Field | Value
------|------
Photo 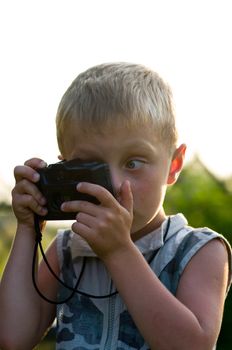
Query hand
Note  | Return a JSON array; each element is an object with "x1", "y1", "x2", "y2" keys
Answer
[
  {"x1": 12, "y1": 158, "x2": 48, "y2": 227},
  {"x1": 61, "y1": 180, "x2": 134, "y2": 260}
]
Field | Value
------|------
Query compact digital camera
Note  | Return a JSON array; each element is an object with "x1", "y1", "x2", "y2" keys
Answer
[{"x1": 36, "y1": 158, "x2": 114, "y2": 220}]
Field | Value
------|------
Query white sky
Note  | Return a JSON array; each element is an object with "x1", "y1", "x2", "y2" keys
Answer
[{"x1": 0, "y1": 0, "x2": 232, "y2": 199}]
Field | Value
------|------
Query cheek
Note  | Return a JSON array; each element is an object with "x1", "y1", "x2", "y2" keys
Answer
[
  {"x1": 130, "y1": 178, "x2": 151, "y2": 207},
  {"x1": 131, "y1": 175, "x2": 166, "y2": 209}
]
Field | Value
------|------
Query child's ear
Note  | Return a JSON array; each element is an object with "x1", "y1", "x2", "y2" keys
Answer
[
  {"x1": 167, "y1": 144, "x2": 186, "y2": 185},
  {"x1": 58, "y1": 154, "x2": 64, "y2": 160}
]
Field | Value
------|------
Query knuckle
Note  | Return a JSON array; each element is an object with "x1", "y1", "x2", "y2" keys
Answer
[
  {"x1": 31, "y1": 198, "x2": 45, "y2": 214},
  {"x1": 79, "y1": 201, "x2": 89, "y2": 211},
  {"x1": 97, "y1": 221, "x2": 108, "y2": 231},
  {"x1": 13, "y1": 165, "x2": 20, "y2": 174},
  {"x1": 11, "y1": 187, "x2": 16, "y2": 197},
  {"x1": 104, "y1": 211, "x2": 114, "y2": 223},
  {"x1": 13, "y1": 166, "x2": 22, "y2": 181},
  {"x1": 24, "y1": 157, "x2": 41, "y2": 166},
  {"x1": 76, "y1": 212, "x2": 84, "y2": 221},
  {"x1": 27, "y1": 195, "x2": 35, "y2": 207},
  {"x1": 24, "y1": 158, "x2": 32, "y2": 165},
  {"x1": 21, "y1": 178, "x2": 28, "y2": 187},
  {"x1": 11, "y1": 191, "x2": 22, "y2": 205}
]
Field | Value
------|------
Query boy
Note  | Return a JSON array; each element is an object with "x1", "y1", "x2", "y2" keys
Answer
[{"x1": 0, "y1": 63, "x2": 231, "y2": 350}]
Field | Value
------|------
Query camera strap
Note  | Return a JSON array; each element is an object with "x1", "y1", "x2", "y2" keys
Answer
[
  {"x1": 33, "y1": 215, "x2": 84, "y2": 304},
  {"x1": 33, "y1": 215, "x2": 119, "y2": 304},
  {"x1": 32, "y1": 215, "x2": 171, "y2": 304}
]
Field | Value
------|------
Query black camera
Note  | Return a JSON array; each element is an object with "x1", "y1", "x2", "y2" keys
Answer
[{"x1": 36, "y1": 159, "x2": 114, "y2": 220}]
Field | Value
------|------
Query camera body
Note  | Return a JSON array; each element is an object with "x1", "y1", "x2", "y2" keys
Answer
[{"x1": 37, "y1": 158, "x2": 114, "y2": 220}]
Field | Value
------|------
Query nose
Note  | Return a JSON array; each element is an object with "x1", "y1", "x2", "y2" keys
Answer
[{"x1": 109, "y1": 166, "x2": 123, "y2": 198}]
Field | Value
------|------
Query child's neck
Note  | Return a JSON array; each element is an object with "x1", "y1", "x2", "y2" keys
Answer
[{"x1": 131, "y1": 209, "x2": 167, "y2": 242}]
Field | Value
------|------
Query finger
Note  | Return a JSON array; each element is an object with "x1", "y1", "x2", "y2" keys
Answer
[
  {"x1": 14, "y1": 158, "x2": 47, "y2": 183},
  {"x1": 13, "y1": 192, "x2": 47, "y2": 217},
  {"x1": 76, "y1": 212, "x2": 98, "y2": 228},
  {"x1": 24, "y1": 158, "x2": 47, "y2": 169},
  {"x1": 23, "y1": 194, "x2": 47, "y2": 216},
  {"x1": 61, "y1": 199, "x2": 101, "y2": 216},
  {"x1": 14, "y1": 165, "x2": 38, "y2": 183},
  {"x1": 76, "y1": 182, "x2": 116, "y2": 207},
  {"x1": 13, "y1": 179, "x2": 46, "y2": 206},
  {"x1": 72, "y1": 220, "x2": 93, "y2": 239}
]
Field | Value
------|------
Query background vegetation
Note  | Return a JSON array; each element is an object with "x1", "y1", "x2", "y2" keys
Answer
[{"x1": 0, "y1": 156, "x2": 231, "y2": 349}]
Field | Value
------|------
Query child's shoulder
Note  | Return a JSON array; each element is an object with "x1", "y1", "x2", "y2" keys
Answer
[
  {"x1": 153, "y1": 214, "x2": 232, "y2": 294},
  {"x1": 166, "y1": 213, "x2": 231, "y2": 255}
]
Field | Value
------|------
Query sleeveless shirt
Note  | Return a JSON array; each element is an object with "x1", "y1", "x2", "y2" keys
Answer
[{"x1": 55, "y1": 214, "x2": 231, "y2": 350}]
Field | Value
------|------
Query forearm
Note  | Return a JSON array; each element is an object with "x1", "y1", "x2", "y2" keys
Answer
[
  {"x1": 0, "y1": 224, "x2": 43, "y2": 348},
  {"x1": 103, "y1": 244, "x2": 209, "y2": 350}
]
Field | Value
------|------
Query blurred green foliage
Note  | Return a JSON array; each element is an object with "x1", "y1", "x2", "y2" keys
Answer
[
  {"x1": 0, "y1": 156, "x2": 231, "y2": 349},
  {"x1": 164, "y1": 157, "x2": 232, "y2": 241}
]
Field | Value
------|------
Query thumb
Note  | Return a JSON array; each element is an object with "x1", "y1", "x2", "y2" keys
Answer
[{"x1": 118, "y1": 180, "x2": 133, "y2": 214}]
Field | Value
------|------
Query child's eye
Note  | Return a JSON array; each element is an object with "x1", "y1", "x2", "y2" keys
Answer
[{"x1": 126, "y1": 159, "x2": 144, "y2": 170}]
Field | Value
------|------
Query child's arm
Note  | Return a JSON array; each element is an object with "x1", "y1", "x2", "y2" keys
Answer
[
  {"x1": 63, "y1": 181, "x2": 229, "y2": 350},
  {"x1": 103, "y1": 236, "x2": 228, "y2": 350},
  {"x1": 0, "y1": 158, "x2": 58, "y2": 349}
]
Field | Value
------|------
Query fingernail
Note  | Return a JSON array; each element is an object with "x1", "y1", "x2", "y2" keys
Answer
[
  {"x1": 33, "y1": 173, "x2": 40, "y2": 181},
  {"x1": 77, "y1": 183, "x2": 82, "y2": 190},
  {"x1": 39, "y1": 161, "x2": 47, "y2": 168}
]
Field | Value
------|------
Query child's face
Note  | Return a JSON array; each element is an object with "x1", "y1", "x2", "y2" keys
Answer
[{"x1": 61, "y1": 122, "x2": 173, "y2": 238}]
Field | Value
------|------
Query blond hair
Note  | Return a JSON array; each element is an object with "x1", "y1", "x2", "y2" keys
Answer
[{"x1": 56, "y1": 63, "x2": 178, "y2": 153}]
